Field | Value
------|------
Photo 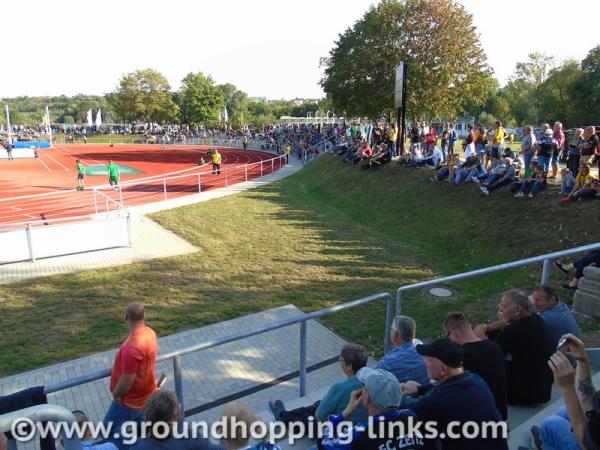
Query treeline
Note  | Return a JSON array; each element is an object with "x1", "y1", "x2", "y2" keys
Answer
[{"x1": 1, "y1": 69, "x2": 327, "y2": 128}]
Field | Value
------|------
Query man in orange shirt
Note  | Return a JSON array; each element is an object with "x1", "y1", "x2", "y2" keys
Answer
[{"x1": 103, "y1": 304, "x2": 158, "y2": 449}]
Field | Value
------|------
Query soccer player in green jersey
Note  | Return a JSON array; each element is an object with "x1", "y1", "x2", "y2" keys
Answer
[
  {"x1": 75, "y1": 160, "x2": 86, "y2": 190},
  {"x1": 107, "y1": 160, "x2": 120, "y2": 188}
]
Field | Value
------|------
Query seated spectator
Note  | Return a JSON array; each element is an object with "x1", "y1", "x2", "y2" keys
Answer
[
  {"x1": 402, "y1": 339, "x2": 507, "y2": 450},
  {"x1": 530, "y1": 285, "x2": 582, "y2": 346},
  {"x1": 555, "y1": 250, "x2": 600, "y2": 289},
  {"x1": 454, "y1": 155, "x2": 485, "y2": 185},
  {"x1": 443, "y1": 312, "x2": 508, "y2": 419},
  {"x1": 479, "y1": 157, "x2": 519, "y2": 195},
  {"x1": 408, "y1": 144, "x2": 424, "y2": 167},
  {"x1": 560, "y1": 168, "x2": 576, "y2": 197},
  {"x1": 514, "y1": 163, "x2": 546, "y2": 198},
  {"x1": 67, "y1": 410, "x2": 118, "y2": 450},
  {"x1": 221, "y1": 403, "x2": 281, "y2": 450},
  {"x1": 533, "y1": 334, "x2": 600, "y2": 450},
  {"x1": 131, "y1": 390, "x2": 224, "y2": 449},
  {"x1": 430, "y1": 154, "x2": 460, "y2": 182},
  {"x1": 268, "y1": 344, "x2": 369, "y2": 426},
  {"x1": 316, "y1": 367, "x2": 432, "y2": 450},
  {"x1": 561, "y1": 164, "x2": 599, "y2": 202},
  {"x1": 363, "y1": 145, "x2": 392, "y2": 169},
  {"x1": 374, "y1": 315, "x2": 429, "y2": 385},
  {"x1": 421, "y1": 146, "x2": 443, "y2": 167},
  {"x1": 474, "y1": 290, "x2": 555, "y2": 405}
]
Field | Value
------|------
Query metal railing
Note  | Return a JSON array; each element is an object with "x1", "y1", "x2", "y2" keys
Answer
[
  {"x1": 395, "y1": 241, "x2": 600, "y2": 314},
  {"x1": 0, "y1": 404, "x2": 81, "y2": 450},
  {"x1": 37, "y1": 242, "x2": 600, "y2": 424}
]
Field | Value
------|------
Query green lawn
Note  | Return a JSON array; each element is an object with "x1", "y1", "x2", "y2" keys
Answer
[{"x1": 0, "y1": 154, "x2": 598, "y2": 375}]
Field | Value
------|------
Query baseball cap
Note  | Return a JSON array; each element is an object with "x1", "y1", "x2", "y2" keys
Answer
[
  {"x1": 356, "y1": 367, "x2": 402, "y2": 410},
  {"x1": 416, "y1": 338, "x2": 464, "y2": 368}
]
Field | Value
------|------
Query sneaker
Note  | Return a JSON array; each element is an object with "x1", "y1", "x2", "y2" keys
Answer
[
  {"x1": 472, "y1": 177, "x2": 481, "y2": 184},
  {"x1": 554, "y1": 261, "x2": 570, "y2": 275},
  {"x1": 514, "y1": 192, "x2": 525, "y2": 198},
  {"x1": 268, "y1": 400, "x2": 285, "y2": 421},
  {"x1": 430, "y1": 177, "x2": 438, "y2": 182},
  {"x1": 480, "y1": 186, "x2": 490, "y2": 195},
  {"x1": 528, "y1": 193, "x2": 534, "y2": 198}
]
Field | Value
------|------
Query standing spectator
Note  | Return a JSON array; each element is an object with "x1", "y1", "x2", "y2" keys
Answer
[
  {"x1": 520, "y1": 125, "x2": 537, "y2": 170},
  {"x1": 448, "y1": 123, "x2": 458, "y2": 156},
  {"x1": 550, "y1": 122, "x2": 565, "y2": 179},
  {"x1": 463, "y1": 124, "x2": 476, "y2": 158},
  {"x1": 567, "y1": 128, "x2": 584, "y2": 177},
  {"x1": 387, "y1": 123, "x2": 397, "y2": 157},
  {"x1": 443, "y1": 312, "x2": 508, "y2": 419},
  {"x1": 536, "y1": 128, "x2": 555, "y2": 173},
  {"x1": 375, "y1": 315, "x2": 428, "y2": 385},
  {"x1": 104, "y1": 304, "x2": 158, "y2": 450},
  {"x1": 440, "y1": 124, "x2": 449, "y2": 162},
  {"x1": 5, "y1": 139, "x2": 13, "y2": 161}
]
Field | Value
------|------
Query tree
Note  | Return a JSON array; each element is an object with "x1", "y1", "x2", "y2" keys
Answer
[
  {"x1": 320, "y1": 0, "x2": 492, "y2": 120},
  {"x1": 176, "y1": 72, "x2": 224, "y2": 125},
  {"x1": 573, "y1": 45, "x2": 600, "y2": 125},
  {"x1": 537, "y1": 60, "x2": 583, "y2": 127},
  {"x1": 111, "y1": 69, "x2": 179, "y2": 123},
  {"x1": 218, "y1": 84, "x2": 251, "y2": 128}
]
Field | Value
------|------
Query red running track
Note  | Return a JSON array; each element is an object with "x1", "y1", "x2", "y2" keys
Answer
[{"x1": 0, "y1": 144, "x2": 285, "y2": 228}]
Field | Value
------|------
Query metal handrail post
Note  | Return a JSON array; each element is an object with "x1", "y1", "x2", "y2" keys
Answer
[
  {"x1": 260, "y1": 161, "x2": 263, "y2": 177},
  {"x1": 225, "y1": 173, "x2": 228, "y2": 187},
  {"x1": 245, "y1": 165, "x2": 248, "y2": 182},
  {"x1": 173, "y1": 356, "x2": 184, "y2": 424},
  {"x1": 271, "y1": 159, "x2": 274, "y2": 173},
  {"x1": 105, "y1": 197, "x2": 109, "y2": 217},
  {"x1": 396, "y1": 291, "x2": 403, "y2": 315},
  {"x1": 198, "y1": 174, "x2": 202, "y2": 193},
  {"x1": 299, "y1": 321, "x2": 307, "y2": 397},
  {"x1": 541, "y1": 259, "x2": 552, "y2": 285},
  {"x1": 118, "y1": 185, "x2": 124, "y2": 207},
  {"x1": 26, "y1": 223, "x2": 35, "y2": 262},
  {"x1": 93, "y1": 189, "x2": 98, "y2": 215},
  {"x1": 126, "y1": 212, "x2": 132, "y2": 247},
  {"x1": 163, "y1": 179, "x2": 167, "y2": 200},
  {"x1": 384, "y1": 294, "x2": 394, "y2": 353}
]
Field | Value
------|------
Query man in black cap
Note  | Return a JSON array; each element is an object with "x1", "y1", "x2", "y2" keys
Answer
[{"x1": 401, "y1": 339, "x2": 507, "y2": 450}]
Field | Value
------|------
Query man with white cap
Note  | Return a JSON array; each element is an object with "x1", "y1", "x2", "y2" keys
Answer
[{"x1": 315, "y1": 367, "x2": 432, "y2": 450}]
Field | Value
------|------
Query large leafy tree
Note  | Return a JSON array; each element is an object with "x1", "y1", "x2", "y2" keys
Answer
[
  {"x1": 573, "y1": 45, "x2": 600, "y2": 125},
  {"x1": 218, "y1": 83, "x2": 250, "y2": 128},
  {"x1": 320, "y1": 0, "x2": 492, "y2": 120},
  {"x1": 111, "y1": 69, "x2": 179, "y2": 123},
  {"x1": 176, "y1": 72, "x2": 224, "y2": 125}
]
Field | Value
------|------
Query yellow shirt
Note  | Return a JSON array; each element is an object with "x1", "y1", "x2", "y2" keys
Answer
[
  {"x1": 575, "y1": 173, "x2": 594, "y2": 189},
  {"x1": 212, "y1": 152, "x2": 222, "y2": 164},
  {"x1": 285, "y1": 145, "x2": 292, "y2": 154},
  {"x1": 493, "y1": 127, "x2": 506, "y2": 145},
  {"x1": 388, "y1": 129, "x2": 397, "y2": 141}
]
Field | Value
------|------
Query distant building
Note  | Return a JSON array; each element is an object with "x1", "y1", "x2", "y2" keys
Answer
[{"x1": 430, "y1": 115, "x2": 476, "y2": 138}]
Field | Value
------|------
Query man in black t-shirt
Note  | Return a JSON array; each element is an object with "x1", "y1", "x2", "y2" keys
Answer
[
  {"x1": 476, "y1": 290, "x2": 555, "y2": 405},
  {"x1": 444, "y1": 312, "x2": 507, "y2": 419}
]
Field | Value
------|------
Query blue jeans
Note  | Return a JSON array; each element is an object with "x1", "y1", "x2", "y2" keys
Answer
[
  {"x1": 441, "y1": 143, "x2": 448, "y2": 161},
  {"x1": 523, "y1": 151, "x2": 534, "y2": 170},
  {"x1": 520, "y1": 180, "x2": 543, "y2": 194},
  {"x1": 537, "y1": 155, "x2": 550, "y2": 172},
  {"x1": 485, "y1": 174, "x2": 501, "y2": 185},
  {"x1": 388, "y1": 140, "x2": 396, "y2": 156},
  {"x1": 103, "y1": 401, "x2": 145, "y2": 450},
  {"x1": 539, "y1": 406, "x2": 581, "y2": 450}
]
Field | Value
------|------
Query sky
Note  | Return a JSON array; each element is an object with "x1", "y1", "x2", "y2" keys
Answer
[{"x1": 2, "y1": 0, "x2": 599, "y2": 100}]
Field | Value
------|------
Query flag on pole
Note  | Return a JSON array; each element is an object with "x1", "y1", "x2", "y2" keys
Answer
[
  {"x1": 46, "y1": 106, "x2": 53, "y2": 148},
  {"x1": 95, "y1": 108, "x2": 102, "y2": 127},
  {"x1": 222, "y1": 106, "x2": 228, "y2": 123},
  {"x1": 86, "y1": 109, "x2": 93, "y2": 127}
]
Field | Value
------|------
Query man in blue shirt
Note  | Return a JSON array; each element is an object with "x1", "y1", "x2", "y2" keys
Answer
[
  {"x1": 375, "y1": 315, "x2": 428, "y2": 385},
  {"x1": 531, "y1": 285, "x2": 582, "y2": 346},
  {"x1": 402, "y1": 339, "x2": 507, "y2": 450}
]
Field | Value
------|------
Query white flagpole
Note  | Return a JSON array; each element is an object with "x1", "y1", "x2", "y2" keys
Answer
[
  {"x1": 46, "y1": 106, "x2": 53, "y2": 148},
  {"x1": 5, "y1": 104, "x2": 12, "y2": 144}
]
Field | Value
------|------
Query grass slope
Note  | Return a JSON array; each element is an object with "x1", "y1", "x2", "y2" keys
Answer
[{"x1": 0, "y1": 154, "x2": 598, "y2": 375}]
